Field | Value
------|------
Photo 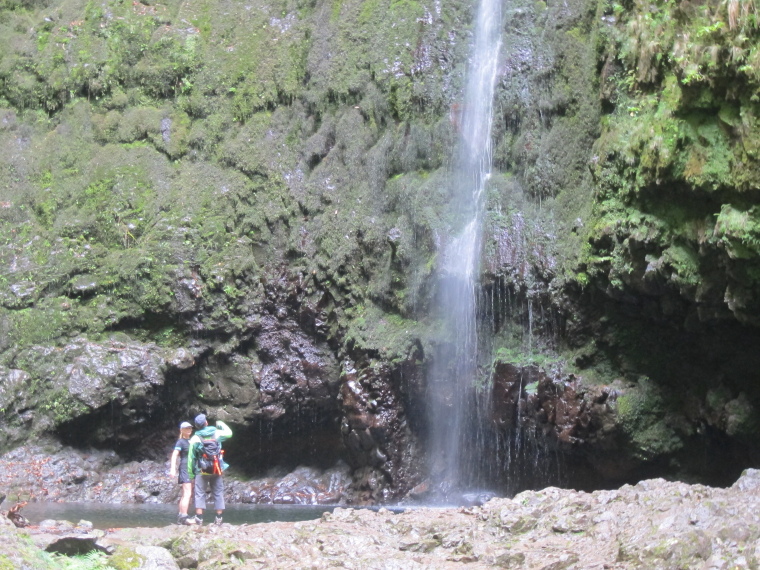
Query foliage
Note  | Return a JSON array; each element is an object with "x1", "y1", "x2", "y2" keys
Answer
[
  {"x1": 614, "y1": 378, "x2": 683, "y2": 460},
  {"x1": 581, "y1": 0, "x2": 760, "y2": 326},
  {"x1": 609, "y1": 0, "x2": 760, "y2": 89},
  {"x1": 714, "y1": 203, "x2": 760, "y2": 258},
  {"x1": 492, "y1": 346, "x2": 563, "y2": 370},
  {"x1": 50, "y1": 550, "x2": 117, "y2": 570}
]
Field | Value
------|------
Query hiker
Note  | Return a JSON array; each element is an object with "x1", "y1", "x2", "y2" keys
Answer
[
  {"x1": 169, "y1": 421, "x2": 196, "y2": 525},
  {"x1": 187, "y1": 413, "x2": 232, "y2": 525}
]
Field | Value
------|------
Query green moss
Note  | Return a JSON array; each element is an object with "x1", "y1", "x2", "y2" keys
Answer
[
  {"x1": 574, "y1": 271, "x2": 590, "y2": 287},
  {"x1": 713, "y1": 204, "x2": 760, "y2": 258},
  {"x1": 40, "y1": 389, "x2": 89, "y2": 425},
  {"x1": 492, "y1": 346, "x2": 562, "y2": 370},
  {"x1": 661, "y1": 243, "x2": 700, "y2": 287},
  {"x1": 615, "y1": 378, "x2": 683, "y2": 460},
  {"x1": 167, "y1": 531, "x2": 200, "y2": 561},
  {"x1": 581, "y1": 0, "x2": 760, "y2": 325},
  {"x1": 107, "y1": 545, "x2": 144, "y2": 570},
  {"x1": 198, "y1": 538, "x2": 243, "y2": 563},
  {"x1": 9, "y1": 304, "x2": 78, "y2": 345},
  {"x1": 679, "y1": 117, "x2": 733, "y2": 190},
  {"x1": 343, "y1": 304, "x2": 424, "y2": 361}
]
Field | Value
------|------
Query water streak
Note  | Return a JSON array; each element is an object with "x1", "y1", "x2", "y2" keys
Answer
[{"x1": 427, "y1": 0, "x2": 502, "y2": 499}]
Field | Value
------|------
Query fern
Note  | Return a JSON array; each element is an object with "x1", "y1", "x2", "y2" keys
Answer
[{"x1": 51, "y1": 550, "x2": 117, "y2": 570}]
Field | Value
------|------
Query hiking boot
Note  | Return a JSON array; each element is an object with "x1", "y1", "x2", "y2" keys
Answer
[
  {"x1": 214, "y1": 515, "x2": 223, "y2": 525},
  {"x1": 176, "y1": 514, "x2": 191, "y2": 525},
  {"x1": 187, "y1": 515, "x2": 202, "y2": 525}
]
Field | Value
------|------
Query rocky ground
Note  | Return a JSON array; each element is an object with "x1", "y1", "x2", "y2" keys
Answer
[{"x1": 3, "y1": 469, "x2": 760, "y2": 569}]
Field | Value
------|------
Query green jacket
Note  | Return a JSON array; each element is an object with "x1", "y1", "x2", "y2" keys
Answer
[{"x1": 187, "y1": 420, "x2": 232, "y2": 478}]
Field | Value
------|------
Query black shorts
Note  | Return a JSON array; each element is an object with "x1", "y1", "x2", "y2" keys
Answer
[{"x1": 178, "y1": 469, "x2": 191, "y2": 485}]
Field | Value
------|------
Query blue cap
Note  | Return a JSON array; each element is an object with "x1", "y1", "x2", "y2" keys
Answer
[
  {"x1": 194, "y1": 414, "x2": 207, "y2": 428},
  {"x1": 179, "y1": 421, "x2": 192, "y2": 429}
]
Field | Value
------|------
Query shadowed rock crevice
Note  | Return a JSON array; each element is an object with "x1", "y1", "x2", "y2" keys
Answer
[{"x1": 222, "y1": 413, "x2": 346, "y2": 478}]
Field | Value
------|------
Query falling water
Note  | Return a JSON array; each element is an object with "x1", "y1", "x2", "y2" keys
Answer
[{"x1": 427, "y1": 0, "x2": 502, "y2": 499}]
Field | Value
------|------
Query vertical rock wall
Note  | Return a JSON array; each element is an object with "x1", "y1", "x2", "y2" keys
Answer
[{"x1": 1, "y1": 0, "x2": 760, "y2": 501}]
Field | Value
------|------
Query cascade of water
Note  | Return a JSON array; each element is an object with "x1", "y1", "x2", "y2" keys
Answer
[
  {"x1": 427, "y1": 0, "x2": 502, "y2": 499},
  {"x1": 527, "y1": 298, "x2": 533, "y2": 353}
]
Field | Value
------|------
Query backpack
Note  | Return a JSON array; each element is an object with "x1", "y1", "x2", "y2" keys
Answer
[{"x1": 195, "y1": 437, "x2": 224, "y2": 475}]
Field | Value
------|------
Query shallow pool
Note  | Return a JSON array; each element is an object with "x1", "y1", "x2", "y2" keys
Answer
[{"x1": 19, "y1": 502, "x2": 336, "y2": 529}]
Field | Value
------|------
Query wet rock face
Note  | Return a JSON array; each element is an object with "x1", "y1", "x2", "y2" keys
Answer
[
  {"x1": 0, "y1": 338, "x2": 182, "y2": 450},
  {"x1": 252, "y1": 313, "x2": 340, "y2": 422},
  {"x1": 0, "y1": 252, "x2": 429, "y2": 501},
  {"x1": 338, "y1": 358, "x2": 424, "y2": 503},
  {"x1": 0, "y1": 263, "x2": 350, "y2": 472},
  {"x1": 0, "y1": 0, "x2": 471, "y2": 502},
  {"x1": 489, "y1": 361, "x2": 760, "y2": 488},
  {"x1": 0, "y1": 260, "x2": 426, "y2": 504},
  {"x1": 492, "y1": 363, "x2": 619, "y2": 446},
  {"x1": 238, "y1": 463, "x2": 351, "y2": 505},
  {"x1": 489, "y1": 362, "x2": 626, "y2": 487},
  {"x1": 186, "y1": 312, "x2": 341, "y2": 426}
]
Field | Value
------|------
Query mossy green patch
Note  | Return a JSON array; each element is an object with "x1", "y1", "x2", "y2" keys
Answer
[
  {"x1": 492, "y1": 346, "x2": 563, "y2": 371},
  {"x1": 7, "y1": 296, "x2": 96, "y2": 345},
  {"x1": 40, "y1": 388, "x2": 90, "y2": 425},
  {"x1": 660, "y1": 243, "x2": 700, "y2": 287},
  {"x1": 107, "y1": 545, "x2": 143, "y2": 570},
  {"x1": 343, "y1": 303, "x2": 424, "y2": 362},
  {"x1": 713, "y1": 204, "x2": 760, "y2": 259},
  {"x1": 0, "y1": 525, "x2": 59, "y2": 569},
  {"x1": 584, "y1": 0, "x2": 760, "y2": 323},
  {"x1": 615, "y1": 378, "x2": 683, "y2": 460}
]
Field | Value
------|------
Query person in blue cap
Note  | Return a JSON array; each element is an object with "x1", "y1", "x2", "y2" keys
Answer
[
  {"x1": 187, "y1": 413, "x2": 232, "y2": 525},
  {"x1": 169, "y1": 421, "x2": 196, "y2": 525}
]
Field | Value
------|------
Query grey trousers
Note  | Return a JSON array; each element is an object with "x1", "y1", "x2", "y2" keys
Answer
[{"x1": 194, "y1": 473, "x2": 225, "y2": 511}]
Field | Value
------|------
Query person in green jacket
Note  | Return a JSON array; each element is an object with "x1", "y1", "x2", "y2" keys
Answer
[{"x1": 187, "y1": 414, "x2": 232, "y2": 525}]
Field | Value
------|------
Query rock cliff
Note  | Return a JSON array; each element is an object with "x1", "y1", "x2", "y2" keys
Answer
[{"x1": 1, "y1": 0, "x2": 759, "y2": 500}]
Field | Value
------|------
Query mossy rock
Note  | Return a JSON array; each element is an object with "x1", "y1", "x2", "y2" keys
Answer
[
  {"x1": 614, "y1": 379, "x2": 684, "y2": 460},
  {"x1": 167, "y1": 530, "x2": 201, "y2": 566},
  {"x1": 108, "y1": 545, "x2": 145, "y2": 570},
  {"x1": 0, "y1": 526, "x2": 58, "y2": 569}
]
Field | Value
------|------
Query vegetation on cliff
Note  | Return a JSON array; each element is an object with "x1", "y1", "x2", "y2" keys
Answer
[
  {"x1": 569, "y1": 0, "x2": 760, "y2": 479},
  {"x1": 588, "y1": 0, "x2": 760, "y2": 320},
  {"x1": 0, "y1": 0, "x2": 473, "y2": 498}
]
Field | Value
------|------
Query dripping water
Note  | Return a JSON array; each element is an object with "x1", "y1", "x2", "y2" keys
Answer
[{"x1": 427, "y1": 0, "x2": 502, "y2": 500}]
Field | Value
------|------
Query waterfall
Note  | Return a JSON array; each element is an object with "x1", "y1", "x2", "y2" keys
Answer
[{"x1": 427, "y1": 0, "x2": 502, "y2": 500}]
